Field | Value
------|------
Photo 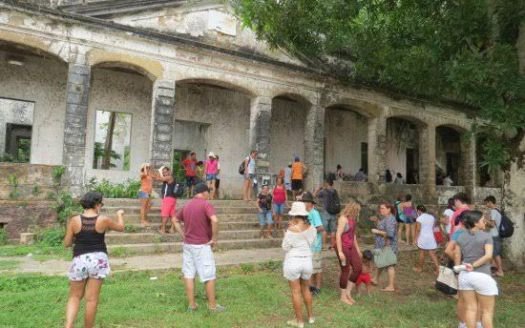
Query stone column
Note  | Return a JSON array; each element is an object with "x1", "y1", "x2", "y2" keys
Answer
[
  {"x1": 62, "y1": 63, "x2": 91, "y2": 194},
  {"x1": 304, "y1": 104, "x2": 325, "y2": 191},
  {"x1": 149, "y1": 80, "x2": 176, "y2": 168},
  {"x1": 249, "y1": 96, "x2": 272, "y2": 175},
  {"x1": 461, "y1": 133, "x2": 477, "y2": 197},
  {"x1": 367, "y1": 114, "x2": 387, "y2": 184},
  {"x1": 419, "y1": 124, "x2": 437, "y2": 200}
]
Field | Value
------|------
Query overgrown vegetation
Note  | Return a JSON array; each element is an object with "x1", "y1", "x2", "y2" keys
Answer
[
  {"x1": 7, "y1": 174, "x2": 20, "y2": 200},
  {"x1": 52, "y1": 191, "x2": 83, "y2": 227},
  {"x1": 88, "y1": 178, "x2": 140, "y2": 198},
  {"x1": 235, "y1": 0, "x2": 525, "y2": 174},
  {"x1": 0, "y1": 228, "x2": 8, "y2": 246},
  {"x1": 35, "y1": 227, "x2": 65, "y2": 247}
]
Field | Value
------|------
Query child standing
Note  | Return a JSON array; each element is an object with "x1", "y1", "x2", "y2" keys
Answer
[
  {"x1": 257, "y1": 185, "x2": 273, "y2": 239},
  {"x1": 272, "y1": 177, "x2": 287, "y2": 229},
  {"x1": 356, "y1": 250, "x2": 374, "y2": 295}
]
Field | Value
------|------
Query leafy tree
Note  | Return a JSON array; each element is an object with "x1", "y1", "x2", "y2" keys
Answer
[{"x1": 234, "y1": 0, "x2": 525, "y2": 174}]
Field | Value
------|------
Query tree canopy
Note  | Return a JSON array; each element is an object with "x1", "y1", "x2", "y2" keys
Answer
[{"x1": 234, "y1": 0, "x2": 525, "y2": 171}]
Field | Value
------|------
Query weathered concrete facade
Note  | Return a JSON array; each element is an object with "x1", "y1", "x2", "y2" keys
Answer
[{"x1": 0, "y1": 1, "x2": 488, "y2": 197}]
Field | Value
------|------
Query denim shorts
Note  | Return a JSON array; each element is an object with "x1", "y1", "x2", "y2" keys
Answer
[
  {"x1": 206, "y1": 174, "x2": 217, "y2": 181},
  {"x1": 186, "y1": 176, "x2": 197, "y2": 187},
  {"x1": 320, "y1": 210, "x2": 337, "y2": 233},
  {"x1": 137, "y1": 191, "x2": 150, "y2": 199},
  {"x1": 273, "y1": 203, "x2": 285, "y2": 215},
  {"x1": 258, "y1": 210, "x2": 273, "y2": 226}
]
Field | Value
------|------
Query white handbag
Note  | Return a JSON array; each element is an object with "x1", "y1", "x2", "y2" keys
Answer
[{"x1": 435, "y1": 265, "x2": 458, "y2": 295}]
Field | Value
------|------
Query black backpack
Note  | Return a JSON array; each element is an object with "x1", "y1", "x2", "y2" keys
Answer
[
  {"x1": 238, "y1": 157, "x2": 250, "y2": 175},
  {"x1": 325, "y1": 189, "x2": 341, "y2": 215},
  {"x1": 496, "y1": 209, "x2": 514, "y2": 238}
]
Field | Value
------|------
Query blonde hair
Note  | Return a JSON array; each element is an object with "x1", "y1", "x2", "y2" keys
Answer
[{"x1": 342, "y1": 200, "x2": 361, "y2": 220}]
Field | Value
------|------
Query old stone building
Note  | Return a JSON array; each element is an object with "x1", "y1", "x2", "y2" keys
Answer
[{"x1": 0, "y1": 0, "x2": 500, "y2": 201}]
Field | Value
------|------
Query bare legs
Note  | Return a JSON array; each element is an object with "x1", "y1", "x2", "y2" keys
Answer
[
  {"x1": 207, "y1": 179, "x2": 216, "y2": 200},
  {"x1": 259, "y1": 224, "x2": 273, "y2": 238},
  {"x1": 462, "y1": 291, "x2": 495, "y2": 328},
  {"x1": 140, "y1": 198, "x2": 151, "y2": 226},
  {"x1": 184, "y1": 278, "x2": 217, "y2": 310},
  {"x1": 242, "y1": 178, "x2": 252, "y2": 201},
  {"x1": 376, "y1": 266, "x2": 396, "y2": 291},
  {"x1": 414, "y1": 249, "x2": 440, "y2": 274},
  {"x1": 65, "y1": 279, "x2": 103, "y2": 328},
  {"x1": 493, "y1": 256, "x2": 504, "y2": 276},
  {"x1": 288, "y1": 279, "x2": 313, "y2": 325}
]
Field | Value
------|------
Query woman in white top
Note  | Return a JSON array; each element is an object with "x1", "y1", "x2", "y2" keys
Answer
[
  {"x1": 441, "y1": 198, "x2": 455, "y2": 238},
  {"x1": 282, "y1": 202, "x2": 317, "y2": 328},
  {"x1": 413, "y1": 205, "x2": 440, "y2": 274}
]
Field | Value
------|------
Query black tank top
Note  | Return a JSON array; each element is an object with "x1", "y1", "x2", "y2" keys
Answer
[
  {"x1": 73, "y1": 215, "x2": 107, "y2": 257},
  {"x1": 161, "y1": 180, "x2": 177, "y2": 198}
]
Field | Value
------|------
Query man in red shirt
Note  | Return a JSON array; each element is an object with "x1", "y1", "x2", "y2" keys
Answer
[
  {"x1": 182, "y1": 152, "x2": 197, "y2": 198},
  {"x1": 174, "y1": 183, "x2": 225, "y2": 312},
  {"x1": 449, "y1": 192, "x2": 471, "y2": 235}
]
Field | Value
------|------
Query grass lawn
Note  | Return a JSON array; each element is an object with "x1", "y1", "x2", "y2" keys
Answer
[{"x1": 0, "y1": 253, "x2": 524, "y2": 328}]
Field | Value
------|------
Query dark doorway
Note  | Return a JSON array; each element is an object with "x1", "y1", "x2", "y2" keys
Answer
[
  {"x1": 406, "y1": 148, "x2": 418, "y2": 184},
  {"x1": 446, "y1": 152, "x2": 460, "y2": 185},
  {"x1": 361, "y1": 142, "x2": 368, "y2": 174},
  {"x1": 5, "y1": 123, "x2": 31, "y2": 162}
]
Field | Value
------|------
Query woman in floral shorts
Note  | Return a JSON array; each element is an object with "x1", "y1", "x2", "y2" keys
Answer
[{"x1": 64, "y1": 192, "x2": 125, "y2": 328}]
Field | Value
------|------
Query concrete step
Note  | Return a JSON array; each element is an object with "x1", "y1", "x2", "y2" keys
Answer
[
  {"x1": 102, "y1": 199, "x2": 263, "y2": 207},
  {"x1": 107, "y1": 238, "x2": 283, "y2": 256},
  {"x1": 106, "y1": 230, "x2": 285, "y2": 244},
  {"x1": 117, "y1": 213, "x2": 289, "y2": 224},
  {"x1": 101, "y1": 206, "x2": 260, "y2": 215},
  {"x1": 123, "y1": 221, "x2": 288, "y2": 232}
]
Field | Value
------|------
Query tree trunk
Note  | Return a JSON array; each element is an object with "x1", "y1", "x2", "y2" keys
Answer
[
  {"x1": 102, "y1": 112, "x2": 116, "y2": 169},
  {"x1": 502, "y1": 158, "x2": 525, "y2": 268}
]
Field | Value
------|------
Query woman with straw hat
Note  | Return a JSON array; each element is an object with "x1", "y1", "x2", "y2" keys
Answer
[{"x1": 282, "y1": 202, "x2": 317, "y2": 328}]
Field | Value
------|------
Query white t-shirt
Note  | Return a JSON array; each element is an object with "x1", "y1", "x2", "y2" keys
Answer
[
  {"x1": 416, "y1": 213, "x2": 437, "y2": 250},
  {"x1": 489, "y1": 209, "x2": 502, "y2": 238},
  {"x1": 246, "y1": 156, "x2": 256, "y2": 174},
  {"x1": 284, "y1": 167, "x2": 292, "y2": 183},
  {"x1": 443, "y1": 208, "x2": 454, "y2": 234}
]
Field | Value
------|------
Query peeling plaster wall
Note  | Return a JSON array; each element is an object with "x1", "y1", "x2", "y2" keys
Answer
[
  {"x1": 110, "y1": 5, "x2": 302, "y2": 66},
  {"x1": 385, "y1": 119, "x2": 419, "y2": 180},
  {"x1": 174, "y1": 84, "x2": 251, "y2": 195},
  {"x1": 0, "y1": 52, "x2": 67, "y2": 165},
  {"x1": 270, "y1": 99, "x2": 306, "y2": 173},
  {"x1": 324, "y1": 109, "x2": 368, "y2": 176},
  {"x1": 84, "y1": 68, "x2": 152, "y2": 183}
]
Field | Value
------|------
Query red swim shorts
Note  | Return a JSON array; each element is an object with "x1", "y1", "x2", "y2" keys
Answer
[
  {"x1": 161, "y1": 197, "x2": 177, "y2": 218},
  {"x1": 356, "y1": 272, "x2": 372, "y2": 286}
]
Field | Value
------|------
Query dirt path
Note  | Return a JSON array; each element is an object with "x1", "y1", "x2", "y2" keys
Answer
[{"x1": 0, "y1": 244, "x2": 418, "y2": 276}]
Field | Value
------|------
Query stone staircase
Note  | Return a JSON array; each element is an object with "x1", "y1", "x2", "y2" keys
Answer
[{"x1": 101, "y1": 199, "x2": 285, "y2": 256}]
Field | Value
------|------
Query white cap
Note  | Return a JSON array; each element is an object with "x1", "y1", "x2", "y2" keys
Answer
[{"x1": 208, "y1": 152, "x2": 216, "y2": 158}]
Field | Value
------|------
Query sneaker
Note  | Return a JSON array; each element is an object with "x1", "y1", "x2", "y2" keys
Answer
[
  {"x1": 186, "y1": 305, "x2": 198, "y2": 313},
  {"x1": 309, "y1": 286, "x2": 316, "y2": 293},
  {"x1": 476, "y1": 322, "x2": 483, "y2": 328},
  {"x1": 286, "y1": 319, "x2": 304, "y2": 328},
  {"x1": 208, "y1": 304, "x2": 226, "y2": 313},
  {"x1": 308, "y1": 317, "x2": 315, "y2": 324},
  {"x1": 312, "y1": 287, "x2": 321, "y2": 296},
  {"x1": 458, "y1": 323, "x2": 467, "y2": 328}
]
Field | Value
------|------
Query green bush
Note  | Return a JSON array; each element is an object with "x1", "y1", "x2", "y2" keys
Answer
[
  {"x1": 52, "y1": 192, "x2": 83, "y2": 226},
  {"x1": 36, "y1": 228, "x2": 65, "y2": 247},
  {"x1": 90, "y1": 178, "x2": 141, "y2": 198},
  {"x1": 0, "y1": 228, "x2": 8, "y2": 246}
]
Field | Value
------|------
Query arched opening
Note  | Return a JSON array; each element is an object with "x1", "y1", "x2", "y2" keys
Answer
[
  {"x1": 270, "y1": 94, "x2": 310, "y2": 173},
  {"x1": 174, "y1": 79, "x2": 253, "y2": 193},
  {"x1": 0, "y1": 40, "x2": 67, "y2": 165},
  {"x1": 86, "y1": 63, "x2": 153, "y2": 180},
  {"x1": 324, "y1": 105, "x2": 370, "y2": 180},
  {"x1": 386, "y1": 117, "x2": 423, "y2": 184},
  {"x1": 435, "y1": 125, "x2": 464, "y2": 186}
]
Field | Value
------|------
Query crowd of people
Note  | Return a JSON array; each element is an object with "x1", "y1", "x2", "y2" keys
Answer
[{"x1": 62, "y1": 149, "x2": 508, "y2": 328}]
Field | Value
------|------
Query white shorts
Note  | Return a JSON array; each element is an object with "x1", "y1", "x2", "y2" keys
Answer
[
  {"x1": 458, "y1": 271, "x2": 499, "y2": 296},
  {"x1": 283, "y1": 256, "x2": 313, "y2": 281},
  {"x1": 182, "y1": 244, "x2": 216, "y2": 282},
  {"x1": 68, "y1": 252, "x2": 111, "y2": 281}
]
